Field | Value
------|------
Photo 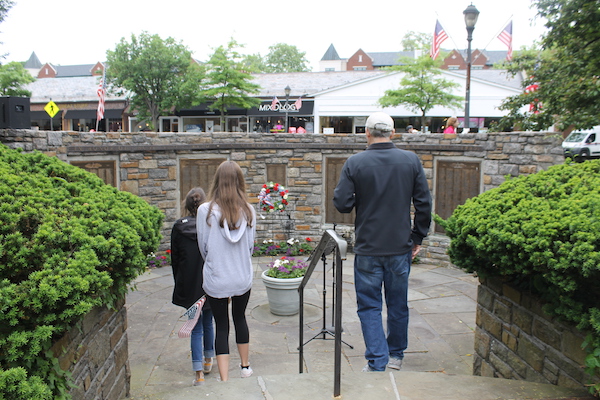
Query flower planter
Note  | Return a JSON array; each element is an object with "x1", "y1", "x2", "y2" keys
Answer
[{"x1": 261, "y1": 270, "x2": 303, "y2": 316}]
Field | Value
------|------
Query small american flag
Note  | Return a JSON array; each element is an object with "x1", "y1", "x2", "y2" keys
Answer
[
  {"x1": 430, "y1": 20, "x2": 448, "y2": 60},
  {"x1": 294, "y1": 96, "x2": 302, "y2": 110},
  {"x1": 178, "y1": 296, "x2": 206, "y2": 338},
  {"x1": 97, "y1": 68, "x2": 106, "y2": 121},
  {"x1": 271, "y1": 96, "x2": 279, "y2": 110},
  {"x1": 498, "y1": 21, "x2": 513, "y2": 61}
]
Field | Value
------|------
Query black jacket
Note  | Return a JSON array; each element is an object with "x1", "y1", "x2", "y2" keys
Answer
[
  {"x1": 333, "y1": 142, "x2": 432, "y2": 256},
  {"x1": 170, "y1": 215, "x2": 208, "y2": 309}
]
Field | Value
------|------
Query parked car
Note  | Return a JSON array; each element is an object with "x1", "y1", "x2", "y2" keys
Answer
[{"x1": 562, "y1": 127, "x2": 600, "y2": 161}]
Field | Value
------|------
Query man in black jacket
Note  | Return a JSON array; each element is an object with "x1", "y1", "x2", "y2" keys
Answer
[{"x1": 333, "y1": 112, "x2": 432, "y2": 372}]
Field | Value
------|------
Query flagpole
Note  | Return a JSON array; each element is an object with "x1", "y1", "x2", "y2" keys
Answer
[{"x1": 480, "y1": 15, "x2": 513, "y2": 52}]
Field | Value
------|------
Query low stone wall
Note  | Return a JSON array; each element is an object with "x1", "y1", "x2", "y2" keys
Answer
[
  {"x1": 0, "y1": 128, "x2": 565, "y2": 265},
  {"x1": 50, "y1": 298, "x2": 129, "y2": 400},
  {"x1": 474, "y1": 277, "x2": 597, "y2": 391}
]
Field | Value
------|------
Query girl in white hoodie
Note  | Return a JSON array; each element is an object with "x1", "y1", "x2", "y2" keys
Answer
[{"x1": 197, "y1": 161, "x2": 256, "y2": 382}]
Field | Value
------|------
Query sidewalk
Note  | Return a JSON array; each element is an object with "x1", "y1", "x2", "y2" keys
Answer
[{"x1": 125, "y1": 254, "x2": 593, "y2": 400}]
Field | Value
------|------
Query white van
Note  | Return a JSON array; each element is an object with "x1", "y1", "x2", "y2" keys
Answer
[{"x1": 562, "y1": 126, "x2": 600, "y2": 161}]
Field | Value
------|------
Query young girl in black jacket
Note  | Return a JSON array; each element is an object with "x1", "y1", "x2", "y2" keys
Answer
[{"x1": 171, "y1": 187, "x2": 214, "y2": 386}]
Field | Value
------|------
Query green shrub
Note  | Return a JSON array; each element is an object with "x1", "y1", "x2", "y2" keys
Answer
[
  {"x1": 437, "y1": 159, "x2": 600, "y2": 395},
  {"x1": 0, "y1": 144, "x2": 163, "y2": 398}
]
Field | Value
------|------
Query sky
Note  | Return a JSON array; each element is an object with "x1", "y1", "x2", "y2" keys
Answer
[{"x1": 1, "y1": 0, "x2": 547, "y2": 71}]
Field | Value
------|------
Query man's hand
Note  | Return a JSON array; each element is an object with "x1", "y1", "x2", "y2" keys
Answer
[{"x1": 411, "y1": 245, "x2": 422, "y2": 260}]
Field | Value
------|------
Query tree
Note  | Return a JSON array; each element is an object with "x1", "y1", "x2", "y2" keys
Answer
[
  {"x1": 241, "y1": 53, "x2": 266, "y2": 73},
  {"x1": 401, "y1": 31, "x2": 431, "y2": 52},
  {"x1": 202, "y1": 39, "x2": 261, "y2": 129},
  {"x1": 497, "y1": 0, "x2": 600, "y2": 133},
  {"x1": 0, "y1": 62, "x2": 34, "y2": 96},
  {"x1": 105, "y1": 32, "x2": 205, "y2": 130},
  {"x1": 378, "y1": 56, "x2": 462, "y2": 131},
  {"x1": 264, "y1": 43, "x2": 311, "y2": 73}
]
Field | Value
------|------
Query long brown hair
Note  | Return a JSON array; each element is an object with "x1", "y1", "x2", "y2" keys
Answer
[
  {"x1": 207, "y1": 161, "x2": 253, "y2": 229},
  {"x1": 182, "y1": 187, "x2": 206, "y2": 217}
]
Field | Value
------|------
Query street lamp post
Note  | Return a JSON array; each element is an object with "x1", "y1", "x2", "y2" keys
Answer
[
  {"x1": 463, "y1": 3, "x2": 479, "y2": 133},
  {"x1": 284, "y1": 85, "x2": 291, "y2": 133}
]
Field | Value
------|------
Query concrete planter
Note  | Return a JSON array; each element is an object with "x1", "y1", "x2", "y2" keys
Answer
[{"x1": 261, "y1": 270, "x2": 303, "y2": 316}]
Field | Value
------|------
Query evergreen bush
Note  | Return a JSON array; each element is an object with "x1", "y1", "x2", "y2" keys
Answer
[
  {"x1": 438, "y1": 159, "x2": 600, "y2": 395},
  {"x1": 0, "y1": 144, "x2": 163, "y2": 398}
]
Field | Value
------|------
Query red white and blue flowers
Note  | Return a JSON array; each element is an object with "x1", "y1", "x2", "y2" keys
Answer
[{"x1": 258, "y1": 182, "x2": 289, "y2": 213}]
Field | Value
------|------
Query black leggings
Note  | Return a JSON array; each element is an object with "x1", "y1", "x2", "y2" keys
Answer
[{"x1": 207, "y1": 290, "x2": 251, "y2": 356}]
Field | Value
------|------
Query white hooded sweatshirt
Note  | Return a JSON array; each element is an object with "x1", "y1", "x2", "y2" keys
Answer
[{"x1": 196, "y1": 202, "x2": 256, "y2": 298}]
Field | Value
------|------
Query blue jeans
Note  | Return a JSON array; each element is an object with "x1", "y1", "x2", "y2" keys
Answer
[
  {"x1": 191, "y1": 307, "x2": 215, "y2": 371},
  {"x1": 354, "y1": 253, "x2": 411, "y2": 371}
]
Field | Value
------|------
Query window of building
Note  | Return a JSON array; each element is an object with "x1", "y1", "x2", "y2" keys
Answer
[
  {"x1": 353, "y1": 66, "x2": 367, "y2": 71},
  {"x1": 325, "y1": 68, "x2": 335, "y2": 72},
  {"x1": 161, "y1": 117, "x2": 180, "y2": 132},
  {"x1": 358, "y1": 55, "x2": 363, "y2": 62},
  {"x1": 320, "y1": 116, "x2": 353, "y2": 134},
  {"x1": 226, "y1": 116, "x2": 248, "y2": 132},
  {"x1": 180, "y1": 117, "x2": 221, "y2": 133}
]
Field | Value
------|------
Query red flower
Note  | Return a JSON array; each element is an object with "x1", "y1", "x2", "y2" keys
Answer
[
  {"x1": 306, "y1": 237, "x2": 312, "y2": 242},
  {"x1": 263, "y1": 184, "x2": 267, "y2": 188},
  {"x1": 276, "y1": 245, "x2": 280, "y2": 248},
  {"x1": 166, "y1": 249, "x2": 172, "y2": 254}
]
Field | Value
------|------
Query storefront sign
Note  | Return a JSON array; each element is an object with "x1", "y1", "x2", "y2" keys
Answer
[{"x1": 251, "y1": 100, "x2": 313, "y2": 115}]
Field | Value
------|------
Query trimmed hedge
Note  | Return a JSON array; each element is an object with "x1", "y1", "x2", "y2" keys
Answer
[
  {"x1": 0, "y1": 144, "x2": 163, "y2": 399},
  {"x1": 438, "y1": 159, "x2": 600, "y2": 395}
]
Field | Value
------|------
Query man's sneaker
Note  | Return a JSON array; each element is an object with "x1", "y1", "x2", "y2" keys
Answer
[
  {"x1": 240, "y1": 365, "x2": 253, "y2": 378},
  {"x1": 387, "y1": 356, "x2": 403, "y2": 370},
  {"x1": 192, "y1": 375, "x2": 205, "y2": 386},
  {"x1": 361, "y1": 364, "x2": 375, "y2": 372}
]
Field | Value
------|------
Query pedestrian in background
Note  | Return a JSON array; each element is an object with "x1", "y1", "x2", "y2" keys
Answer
[
  {"x1": 197, "y1": 161, "x2": 256, "y2": 382},
  {"x1": 333, "y1": 111, "x2": 432, "y2": 372},
  {"x1": 443, "y1": 117, "x2": 458, "y2": 134},
  {"x1": 171, "y1": 187, "x2": 215, "y2": 386}
]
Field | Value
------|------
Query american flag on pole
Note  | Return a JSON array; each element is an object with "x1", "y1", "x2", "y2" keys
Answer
[
  {"x1": 294, "y1": 96, "x2": 302, "y2": 110},
  {"x1": 497, "y1": 21, "x2": 513, "y2": 61},
  {"x1": 271, "y1": 96, "x2": 279, "y2": 110},
  {"x1": 430, "y1": 20, "x2": 448, "y2": 60},
  {"x1": 97, "y1": 68, "x2": 106, "y2": 121}
]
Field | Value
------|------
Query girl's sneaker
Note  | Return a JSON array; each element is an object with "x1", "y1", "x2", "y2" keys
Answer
[
  {"x1": 240, "y1": 364, "x2": 253, "y2": 378},
  {"x1": 193, "y1": 374, "x2": 205, "y2": 386},
  {"x1": 203, "y1": 359, "x2": 213, "y2": 374}
]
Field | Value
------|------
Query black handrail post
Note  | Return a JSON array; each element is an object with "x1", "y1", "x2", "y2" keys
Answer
[
  {"x1": 297, "y1": 229, "x2": 347, "y2": 397},
  {"x1": 333, "y1": 246, "x2": 343, "y2": 397}
]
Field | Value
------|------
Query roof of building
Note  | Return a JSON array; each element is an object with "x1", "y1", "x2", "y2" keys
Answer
[
  {"x1": 368, "y1": 51, "x2": 416, "y2": 67},
  {"x1": 51, "y1": 64, "x2": 99, "y2": 78},
  {"x1": 251, "y1": 70, "x2": 388, "y2": 97},
  {"x1": 24, "y1": 52, "x2": 42, "y2": 69},
  {"x1": 25, "y1": 68, "x2": 521, "y2": 104},
  {"x1": 321, "y1": 44, "x2": 342, "y2": 61},
  {"x1": 452, "y1": 69, "x2": 522, "y2": 90},
  {"x1": 26, "y1": 76, "x2": 126, "y2": 103}
]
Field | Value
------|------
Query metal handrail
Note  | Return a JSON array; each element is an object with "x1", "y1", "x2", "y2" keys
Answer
[{"x1": 298, "y1": 229, "x2": 347, "y2": 398}]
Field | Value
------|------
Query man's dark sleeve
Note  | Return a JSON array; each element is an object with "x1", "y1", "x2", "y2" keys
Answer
[
  {"x1": 411, "y1": 162, "x2": 432, "y2": 245},
  {"x1": 333, "y1": 162, "x2": 355, "y2": 213}
]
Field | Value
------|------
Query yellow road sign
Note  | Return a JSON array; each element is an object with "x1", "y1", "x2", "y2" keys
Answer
[{"x1": 44, "y1": 101, "x2": 60, "y2": 118}]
